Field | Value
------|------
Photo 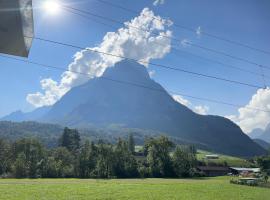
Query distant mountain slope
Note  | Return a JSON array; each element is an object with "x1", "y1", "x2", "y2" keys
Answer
[
  {"x1": 0, "y1": 121, "x2": 200, "y2": 148},
  {"x1": 253, "y1": 139, "x2": 270, "y2": 150},
  {"x1": 38, "y1": 60, "x2": 265, "y2": 157},
  {"x1": 0, "y1": 121, "x2": 62, "y2": 147},
  {"x1": 249, "y1": 124, "x2": 270, "y2": 143},
  {"x1": 1, "y1": 106, "x2": 51, "y2": 122}
]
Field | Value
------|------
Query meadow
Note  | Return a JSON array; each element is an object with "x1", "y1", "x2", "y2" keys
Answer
[
  {"x1": 196, "y1": 150, "x2": 253, "y2": 167},
  {"x1": 0, "y1": 177, "x2": 269, "y2": 200}
]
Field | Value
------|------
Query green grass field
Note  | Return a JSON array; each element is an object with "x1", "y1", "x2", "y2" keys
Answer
[
  {"x1": 0, "y1": 177, "x2": 269, "y2": 200},
  {"x1": 197, "y1": 150, "x2": 253, "y2": 167},
  {"x1": 135, "y1": 146, "x2": 253, "y2": 167}
]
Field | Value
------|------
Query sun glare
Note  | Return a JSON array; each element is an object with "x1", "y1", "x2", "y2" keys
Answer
[{"x1": 43, "y1": 0, "x2": 61, "y2": 15}]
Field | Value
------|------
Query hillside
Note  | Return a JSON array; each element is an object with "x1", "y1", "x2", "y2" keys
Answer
[
  {"x1": 253, "y1": 139, "x2": 270, "y2": 150},
  {"x1": 0, "y1": 121, "x2": 63, "y2": 147},
  {"x1": 196, "y1": 150, "x2": 254, "y2": 167},
  {"x1": 249, "y1": 124, "x2": 270, "y2": 143},
  {"x1": 0, "y1": 121, "x2": 183, "y2": 147}
]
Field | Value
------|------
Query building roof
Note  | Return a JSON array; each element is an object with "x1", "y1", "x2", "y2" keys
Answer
[
  {"x1": 205, "y1": 154, "x2": 219, "y2": 158},
  {"x1": 0, "y1": 0, "x2": 34, "y2": 57},
  {"x1": 229, "y1": 167, "x2": 260, "y2": 173},
  {"x1": 197, "y1": 166, "x2": 229, "y2": 171}
]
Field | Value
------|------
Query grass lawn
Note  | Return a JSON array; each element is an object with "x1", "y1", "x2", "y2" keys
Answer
[
  {"x1": 0, "y1": 177, "x2": 269, "y2": 200},
  {"x1": 197, "y1": 150, "x2": 253, "y2": 167}
]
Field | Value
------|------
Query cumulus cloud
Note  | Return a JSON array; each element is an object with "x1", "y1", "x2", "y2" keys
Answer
[
  {"x1": 172, "y1": 95, "x2": 209, "y2": 115},
  {"x1": 196, "y1": 26, "x2": 202, "y2": 38},
  {"x1": 27, "y1": 8, "x2": 172, "y2": 107},
  {"x1": 194, "y1": 105, "x2": 209, "y2": 115},
  {"x1": 226, "y1": 87, "x2": 270, "y2": 133},
  {"x1": 172, "y1": 95, "x2": 191, "y2": 107},
  {"x1": 153, "y1": 0, "x2": 165, "y2": 6}
]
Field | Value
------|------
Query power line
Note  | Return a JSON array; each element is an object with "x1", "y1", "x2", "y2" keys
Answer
[
  {"x1": 96, "y1": 0, "x2": 270, "y2": 56},
  {"x1": 1, "y1": 54, "x2": 269, "y2": 113},
  {"x1": 62, "y1": 5, "x2": 270, "y2": 72},
  {"x1": 63, "y1": 6, "x2": 270, "y2": 79},
  {"x1": 23, "y1": 35, "x2": 264, "y2": 89}
]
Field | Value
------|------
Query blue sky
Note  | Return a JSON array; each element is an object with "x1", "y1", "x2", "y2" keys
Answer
[{"x1": 0, "y1": 0, "x2": 270, "y2": 132}]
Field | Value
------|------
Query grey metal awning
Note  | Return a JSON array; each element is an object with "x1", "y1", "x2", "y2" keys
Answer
[{"x1": 0, "y1": 0, "x2": 34, "y2": 57}]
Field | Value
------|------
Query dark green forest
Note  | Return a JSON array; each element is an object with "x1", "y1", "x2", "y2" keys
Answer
[
  {"x1": 0, "y1": 127, "x2": 199, "y2": 178},
  {"x1": 1, "y1": 126, "x2": 269, "y2": 179}
]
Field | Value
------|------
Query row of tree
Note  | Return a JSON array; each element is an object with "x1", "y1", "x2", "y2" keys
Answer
[{"x1": 0, "y1": 127, "x2": 199, "y2": 178}]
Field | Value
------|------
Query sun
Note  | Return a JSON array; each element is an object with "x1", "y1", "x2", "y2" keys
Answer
[{"x1": 43, "y1": 0, "x2": 61, "y2": 15}]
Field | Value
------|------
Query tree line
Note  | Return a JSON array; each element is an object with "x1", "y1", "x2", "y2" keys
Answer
[{"x1": 0, "y1": 127, "x2": 199, "y2": 178}]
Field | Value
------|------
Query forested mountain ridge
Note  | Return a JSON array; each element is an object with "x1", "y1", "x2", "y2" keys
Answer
[{"x1": 249, "y1": 124, "x2": 270, "y2": 143}]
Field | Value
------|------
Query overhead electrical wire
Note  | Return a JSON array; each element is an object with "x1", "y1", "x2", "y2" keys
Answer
[
  {"x1": 61, "y1": 4, "x2": 269, "y2": 88},
  {"x1": 62, "y1": 6, "x2": 270, "y2": 80},
  {"x1": 0, "y1": 53, "x2": 269, "y2": 114},
  {"x1": 23, "y1": 35, "x2": 263, "y2": 89},
  {"x1": 64, "y1": 5, "x2": 270, "y2": 71},
  {"x1": 96, "y1": 0, "x2": 270, "y2": 56}
]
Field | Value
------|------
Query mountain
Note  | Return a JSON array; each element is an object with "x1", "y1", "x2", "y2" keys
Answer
[
  {"x1": 249, "y1": 124, "x2": 270, "y2": 143},
  {"x1": 253, "y1": 139, "x2": 270, "y2": 150},
  {"x1": 248, "y1": 128, "x2": 264, "y2": 139},
  {"x1": 36, "y1": 59, "x2": 265, "y2": 157},
  {"x1": 0, "y1": 121, "x2": 62, "y2": 147},
  {"x1": 0, "y1": 121, "x2": 195, "y2": 148},
  {"x1": 1, "y1": 106, "x2": 51, "y2": 122}
]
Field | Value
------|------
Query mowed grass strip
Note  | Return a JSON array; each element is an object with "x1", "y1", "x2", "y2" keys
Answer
[
  {"x1": 196, "y1": 150, "x2": 253, "y2": 167},
  {"x1": 0, "y1": 177, "x2": 269, "y2": 200}
]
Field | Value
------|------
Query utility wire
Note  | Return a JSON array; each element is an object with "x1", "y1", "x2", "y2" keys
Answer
[
  {"x1": 96, "y1": 0, "x2": 270, "y2": 55},
  {"x1": 1, "y1": 54, "x2": 269, "y2": 113},
  {"x1": 62, "y1": 5, "x2": 270, "y2": 71},
  {"x1": 63, "y1": 7, "x2": 270, "y2": 79},
  {"x1": 23, "y1": 35, "x2": 263, "y2": 89}
]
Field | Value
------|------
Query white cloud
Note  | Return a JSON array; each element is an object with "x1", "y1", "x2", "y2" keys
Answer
[
  {"x1": 149, "y1": 70, "x2": 156, "y2": 78},
  {"x1": 172, "y1": 95, "x2": 191, "y2": 107},
  {"x1": 196, "y1": 26, "x2": 202, "y2": 38},
  {"x1": 172, "y1": 95, "x2": 209, "y2": 115},
  {"x1": 180, "y1": 39, "x2": 190, "y2": 47},
  {"x1": 27, "y1": 8, "x2": 172, "y2": 107},
  {"x1": 153, "y1": 0, "x2": 165, "y2": 6},
  {"x1": 226, "y1": 87, "x2": 270, "y2": 133},
  {"x1": 194, "y1": 105, "x2": 209, "y2": 115}
]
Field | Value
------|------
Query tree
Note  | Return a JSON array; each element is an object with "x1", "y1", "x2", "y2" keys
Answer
[
  {"x1": 0, "y1": 139, "x2": 11, "y2": 175},
  {"x1": 145, "y1": 136, "x2": 174, "y2": 177},
  {"x1": 113, "y1": 139, "x2": 138, "y2": 178},
  {"x1": 93, "y1": 143, "x2": 114, "y2": 178},
  {"x1": 41, "y1": 156, "x2": 58, "y2": 178},
  {"x1": 49, "y1": 147, "x2": 75, "y2": 177},
  {"x1": 79, "y1": 140, "x2": 97, "y2": 178},
  {"x1": 13, "y1": 152, "x2": 27, "y2": 178},
  {"x1": 12, "y1": 138, "x2": 45, "y2": 178},
  {"x1": 257, "y1": 156, "x2": 270, "y2": 175},
  {"x1": 172, "y1": 145, "x2": 197, "y2": 177},
  {"x1": 128, "y1": 133, "x2": 135, "y2": 154},
  {"x1": 59, "y1": 127, "x2": 81, "y2": 153}
]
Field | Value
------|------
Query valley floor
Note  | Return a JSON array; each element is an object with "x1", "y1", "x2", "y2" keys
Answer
[{"x1": 0, "y1": 177, "x2": 269, "y2": 200}]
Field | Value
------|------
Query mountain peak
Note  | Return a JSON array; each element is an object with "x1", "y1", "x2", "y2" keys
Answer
[{"x1": 102, "y1": 60, "x2": 150, "y2": 83}]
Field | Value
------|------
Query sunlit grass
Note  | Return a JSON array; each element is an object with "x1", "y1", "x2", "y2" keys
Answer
[
  {"x1": 0, "y1": 177, "x2": 268, "y2": 200},
  {"x1": 197, "y1": 150, "x2": 253, "y2": 167}
]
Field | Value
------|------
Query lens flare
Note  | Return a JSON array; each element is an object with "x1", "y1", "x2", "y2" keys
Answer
[{"x1": 43, "y1": 0, "x2": 60, "y2": 15}]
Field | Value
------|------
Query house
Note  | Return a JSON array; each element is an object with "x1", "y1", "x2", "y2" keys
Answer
[
  {"x1": 205, "y1": 154, "x2": 219, "y2": 159},
  {"x1": 197, "y1": 166, "x2": 229, "y2": 177},
  {"x1": 0, "y1": 0, "x2": 34, "y2": 57},
  {"x1": 229, "y1": 167, "x2": 260, "y2": 175}
]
